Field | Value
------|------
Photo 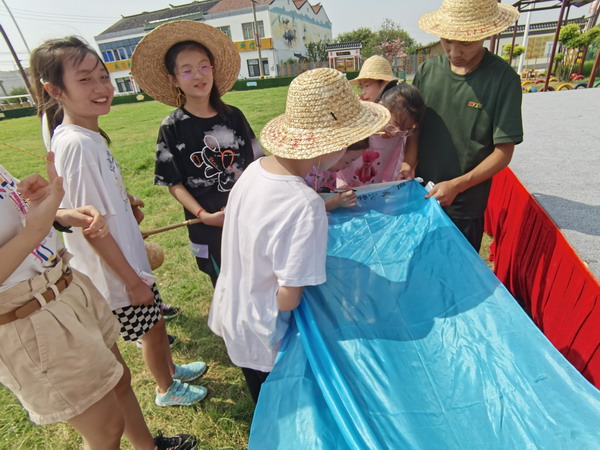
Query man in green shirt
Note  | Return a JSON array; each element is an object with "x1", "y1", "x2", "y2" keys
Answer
[{"x1": 403, "y1": 0, "x2": 523, "y2": 251}]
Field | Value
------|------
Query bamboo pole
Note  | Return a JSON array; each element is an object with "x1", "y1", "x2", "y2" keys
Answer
[{"x1": 142, "y1": 218, "x2": 202, "y2": 238}]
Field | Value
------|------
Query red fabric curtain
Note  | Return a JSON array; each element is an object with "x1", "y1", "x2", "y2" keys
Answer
[{"x1": 484, "y1": 168, "x2": 600, "y2": 388}]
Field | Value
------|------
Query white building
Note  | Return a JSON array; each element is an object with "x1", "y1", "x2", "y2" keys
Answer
[{"x1": 94, "y1": 0, "x2": 332, "y2": 94}]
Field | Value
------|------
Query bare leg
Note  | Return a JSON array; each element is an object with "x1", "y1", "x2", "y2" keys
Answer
[
  {"x1": 67, "y1": 390, "x2": 124, "y2": 450},
  {"x1": 110, "y1": 345, "x2": 156, "y2": 450},
  {"x1": 140, "y1": 317, "x2": 176, "y2": 393}
]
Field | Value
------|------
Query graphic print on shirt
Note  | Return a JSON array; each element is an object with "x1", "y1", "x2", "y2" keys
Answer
[
  {"x1": 354, "y1": 150, "x2": 381, "y2": 184},
  {"x1": 306, "y1": 166, "x2": 337, "y2": 192},
  {"x1": 188, "y1": 125, "x2": 245, "y2": 192},
  {"x1": 0, "y1": 166, "x2": 55, "y2": 263},
  {"x1": 104, "y1": 147, "x2": 129, "y2": 208}
]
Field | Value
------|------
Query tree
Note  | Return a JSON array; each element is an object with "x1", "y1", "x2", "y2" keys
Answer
[
  {"x1": 377, "y1": 19, "x2": 416, "y2": 53},
  {"x1": 306, "y1": 41, "x2": 328, "y2": 62},
  {"x1": 502, "y1": 43, "x2": 525, "y2": 60},
  {"x1": 335, "y1": 27, "x2": 377, "y2": 57},
  {"x1": 375, "y1": 38, "x2": 407, "y2": 59},
  {"x1": 557, "y1": 24, "x2": 585, "y2": 80},
  {"x1": 558, "y1": 24, "x2": 582, "y2": 47},
  {"x1": 335, "y1": 20, "x2": 418, "y2": 59}
]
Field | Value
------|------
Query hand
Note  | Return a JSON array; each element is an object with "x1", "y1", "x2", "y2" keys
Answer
[
  {"x1": 127, "y1": 278, "x2": 155, "y2": 306},
  {"x1": 396, "y1": 162, "x2": 415, "y2": 181},
  {"x1": 424, "y1": 180, "x2": 462, "y2": 206},
  {"x1": 334, "y1": 190, "x2": 357, "y2": 208},
  {"x1": 57, "y1": 206, "x2": 109, "y2": 239},
  {"x1": 129, "y1": 194, "x2": 145, "y2": 224},
  {"x1": 18, "y1": 153, "x2": 64, "y2": 236},
  {"x1": 200, "y1": 210, "x2": 225, "y2": 227}
]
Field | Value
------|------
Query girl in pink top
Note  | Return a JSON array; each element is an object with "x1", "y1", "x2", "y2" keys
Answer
[{"x1": 337, "y1": 83, "x2": 425, "y2": 187}]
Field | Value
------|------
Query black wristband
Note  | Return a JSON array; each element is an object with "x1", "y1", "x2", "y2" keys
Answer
[{"x1": 52, "y1": 221, "x2": 73, "y2": 233}]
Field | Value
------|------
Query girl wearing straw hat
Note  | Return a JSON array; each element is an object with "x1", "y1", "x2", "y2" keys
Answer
[
  {"x1": 131, "y1": 21, "x2": 262, "y2": 287},
  {"x1": 208, "y1": 68, "x2": 390, "y2": 403},
  {"x1": 408, "y1": 0, "x2": 524, "y2": 251},
  {"x1": 337, "y1": 82, "x2": 426, "y2": 187},
  {"x1": 349, "y1": 55, "x2": 398, "y2": 102}
]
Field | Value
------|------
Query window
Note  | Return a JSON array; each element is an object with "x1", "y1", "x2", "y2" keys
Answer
[
  {"x1": 217, "y1": 26, "x2": 231, "y2": 39},
  {"x1": 98, "y1": 37, "x2": 142, "y2": 62},
  {"x1": 102, "y1": 51, "x2": 115, "y2": 63},
  {"x1": 115, "y1": 77, "x2": 133, "y2": 93},
  {"x1": 544, "y1": 41, "x2": 554, "y2": 58},
  {"x1": 242, "y1": 21, "x2": 264, "y2": 40},
  {"x1": 247, "y1": 58, "x2": 269, "y2": 77}
]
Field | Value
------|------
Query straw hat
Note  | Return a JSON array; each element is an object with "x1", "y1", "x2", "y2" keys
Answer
[
  {"x1": 260, "y1": 68, "x2": 390, "y2": 160},
  {"x1": 131, "y1": 20, "x2": 240, "y2": 107},
  {"x1": 419, "y1": 0, "x2": 519, "y2": 41},
  {"x1": 349, "y1": 56, "x2": 397, "y2": 85}
]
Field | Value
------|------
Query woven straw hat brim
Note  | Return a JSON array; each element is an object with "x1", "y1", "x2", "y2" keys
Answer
[
  {"x1": 261, "y1": 101, "x2": 390, "y2": 160},
  {"x1": 349, "y1": 55, "x2": 397, "y2": 85},
  {"x1": 131, "y1": 21, "x2": 240, "y2": 107},
  {"x1": 349, "y1": 72, "x2": 397, "y2": 85},
  {"x1": 419, "y1": 2, "x2": 519, "y2": 41}
]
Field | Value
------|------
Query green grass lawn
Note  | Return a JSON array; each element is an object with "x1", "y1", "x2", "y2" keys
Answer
[
  {"x1": 0, "y1": 85, "x2": 493, "y2": 449},
  {"x1": 0, "y1": 87, "x2": 288, "y2": 450}
]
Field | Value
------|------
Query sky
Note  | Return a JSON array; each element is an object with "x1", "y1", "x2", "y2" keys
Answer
[{"x1": 0, "y1": 0, "x2": 579, "y2": 71}]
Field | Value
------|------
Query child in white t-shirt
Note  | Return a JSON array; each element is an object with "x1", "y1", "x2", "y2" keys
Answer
[
  {"x1": 30, "y1": 36, "x2": 207, "y2": 413},
  {"x1": 208, "y1": 68, "x2": 390, "y2": 403}
]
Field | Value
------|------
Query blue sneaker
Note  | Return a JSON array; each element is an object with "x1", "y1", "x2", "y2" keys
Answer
[
  {"x1": 172, "y1": 362, "x2": 207, "y2": 383},
  {"x1": 155, "y1": 380, "x2": 207, "y2": 407}
]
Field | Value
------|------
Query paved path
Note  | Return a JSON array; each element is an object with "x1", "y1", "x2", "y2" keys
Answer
[{"x1": 510, "y1": 88, "x2": 600, "y2": 279}]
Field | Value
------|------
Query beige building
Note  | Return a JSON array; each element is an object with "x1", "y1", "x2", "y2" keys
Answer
[{"x1": 95, "y1": 0, "x2": 332, "y2": 94}]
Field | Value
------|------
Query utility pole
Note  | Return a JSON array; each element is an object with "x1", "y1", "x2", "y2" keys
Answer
[
  {"x1": 251, "y1": 0, "x2": 264, "y2": 78},
  {"x1": 0, "y1": 23, "x2": 32, "y2": 95},
  {"x1": 2, "y1": 0, "x2": 31, "y2": 53}
]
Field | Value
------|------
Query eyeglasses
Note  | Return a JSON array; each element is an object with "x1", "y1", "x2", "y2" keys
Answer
[
  {"x1": 178, "y1": 65, "x2": 213, "y2": 80},
  {"x1": 384, "y1": 123, "x2": 416, "y2": 137}
]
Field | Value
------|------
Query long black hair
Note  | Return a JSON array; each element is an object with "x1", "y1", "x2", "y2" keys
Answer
[
  {"x1": 164, "y1": 41, "x2": 232, "y2": 122},
  {"x1": 29, "y1": 36, "x2": 111, "y2": 143}
]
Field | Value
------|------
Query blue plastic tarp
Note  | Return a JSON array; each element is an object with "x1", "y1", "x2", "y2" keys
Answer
[{"x1": 249, "y1": 180, "x2": 600, "y2": 450}]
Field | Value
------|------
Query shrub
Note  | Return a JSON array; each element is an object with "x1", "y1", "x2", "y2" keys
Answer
[{"x1": 582, "y1": 60, "x2": 600, "y2": 77}]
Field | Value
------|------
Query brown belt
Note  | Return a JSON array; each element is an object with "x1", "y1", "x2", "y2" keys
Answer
[{"x1": 0, "y1": 269, "x2": 74, "y2": 325}]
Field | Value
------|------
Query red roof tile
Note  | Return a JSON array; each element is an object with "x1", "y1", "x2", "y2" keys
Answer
[{"x1": 208, "y1": 0, "x2": 272, "y2": 14}]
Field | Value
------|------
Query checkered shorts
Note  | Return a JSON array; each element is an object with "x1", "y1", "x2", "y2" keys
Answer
[{"x1": 113, "y1": 284, "x2": 163, "y2": 342}]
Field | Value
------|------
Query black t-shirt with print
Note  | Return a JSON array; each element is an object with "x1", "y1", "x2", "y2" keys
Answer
[
  {"x1": 154, "y1": 105, "x2": 258, "y2": 246},
  {"x1": 155, "y1": 106, "x2": 257, "y2": 210}
]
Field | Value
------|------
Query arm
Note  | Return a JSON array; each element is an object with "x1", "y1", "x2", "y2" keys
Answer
[
  {"x1": 325, "y1": 190, "x2": 357, "y2": 211},
  {"x1": 127, "y1": 193, "x2": 145, "y2": 225},
  {"x1": 426, "y1": 142, "x2": 515, "y2": 206},
  {"x1": 0, "y1": 174, "x2": 63, "y2": 284},
  {"x1": 167, "y1": 183, "x2": 224, "y2": 227},
  {"x1": 397, "y1": 131, "x2": 419, "y2": 180},
  {"x1": 277, "y1": 286, "x2": 304, "y2": 311},
  {"x1": 85, "y1": 232, "x2": 154, "y2": 306},
  {"x1": 54, "y1": 205, "x2": 109, "y2": 239}
]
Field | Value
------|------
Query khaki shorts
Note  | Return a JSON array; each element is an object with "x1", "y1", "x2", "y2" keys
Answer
[{"x1": 0, "y1": 257, "x2": 123, "y2": 425}]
